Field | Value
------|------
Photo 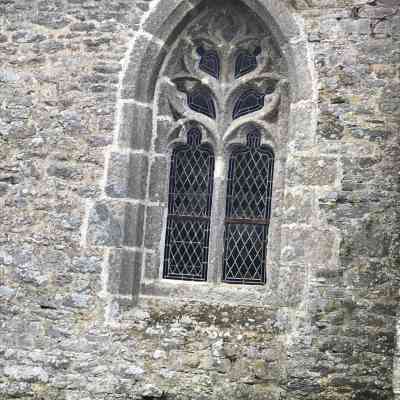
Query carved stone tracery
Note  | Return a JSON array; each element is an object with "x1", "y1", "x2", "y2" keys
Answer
[{"x1": 161, "y1": 5, "x2": 287, "y2": 152}]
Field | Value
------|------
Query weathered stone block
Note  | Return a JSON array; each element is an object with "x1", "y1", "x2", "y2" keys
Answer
[
  {"x1": 144, "y1": 251, "x2": 159, "y2": 280},
  {"x1": 121, "y1": 34, "x2": 167, "y2": 102},
  {"x1": 127, "y1": 154, "x2": 149, "y2": 199},
  {"x1": 105, "y1": 152, "x2": 130, "y2": 198},
  {"x1": 155, "y1": 118, "x2": 175, "y2": 153},
  {"x1": 149, "y1": 156, "x2": 168, "y2": 202},
  {"x1": 248, "y1": 0, "x2": 301, "y2": 43},
  {"x1": 288, "y1": 100, "x2": 317, "y2": 150},
  {"x1": 380, "y1": 82, "x2": 400, "y2": 117},
  {"x1": 306, "y1": 229, "x2": 337, "y2": 266},
  {"x1": 144, "y1": 206, "x2": 164, "y2": 249},
  {"x1": 283, "y1": 41, "x2": 314, "y2": 102},
  {"x1": 124, "y1": 203, "x2": 146, "y2": 248},
  {"x1": 70, "y1": 22, "x2": 96, "y2": 32},
  {"x1": 118, "y1": 102, "x2": 153, "y2": 151},
  {"x1": 107, "y1": 248, "x2": 142, "y2": 296},
  {"x1": 86, "y1": 201, "x2": 145, "y2": 247},
  {"x1": 141, "y1": 0, "x2": 200, "y2": 42},
  {"x1": 283, "y1": 187, "x2": 314, "y2": 224},
  {"x1": 105, "y1": 152, "x2": 148, "y2": 200},
  {"x1": 287, "y1": 157, "x2": 337, "y2": 186},
  {"x1": 317, "y1": 111, "x2": 345, "y2": 140},
  {"x1": 281, "y1": 226, "x2": 308, "y2": 263},
  {"x1": 4, "y1": 366, "x2": 49, "y2": 383},
  {"x1": 86, "y1": 200, "x2": 126, "y2": 247},
  {"x1": 47, "y1": 162, "x2": 80, "y2": 180}
]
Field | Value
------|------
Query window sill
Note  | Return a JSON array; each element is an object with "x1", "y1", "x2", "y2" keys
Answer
[{"x1": 140, "y1": 279, "x2": 275, "y2": 307}]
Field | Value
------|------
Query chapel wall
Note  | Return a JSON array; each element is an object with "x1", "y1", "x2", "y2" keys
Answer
[{"x1": 0, "y1": 1, "x2": 399, "y2": 399}]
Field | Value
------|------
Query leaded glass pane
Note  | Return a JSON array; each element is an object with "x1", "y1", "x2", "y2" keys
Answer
[
  {"x1": 223, "y1": 131, "x2": 274, "y2": 285},
  {"x1": 188, "y1": 89, "x2": 216, "y2": 119},
  {"x1": 226, "y1": 145, "x2": 274, "y2": 219},
  {"x1": 164, "y1": 218, "x2": 210, "y2": 281},
  {"x1": 164, "y1": 128, "x2": 214, "y2": 281},
  {"x1": 235, "y1": 49, "x2": 260, "y2": 79},
  {"x1": 233, "y1": 89, "x2": 265, "y2": 119},
  {"x1": 198, "y1": 47, "x2": 220, "y2": 79},
  {"x1": 223, "y1": 223, "x2": 266, "y2": 284}
]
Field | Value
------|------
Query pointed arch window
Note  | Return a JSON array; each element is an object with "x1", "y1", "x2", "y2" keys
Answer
[
  {"x1": 158, "y1": 5, "x2": 285, "y2": 287},
  {"x1": 223, "y1": 130, "x2": 274, "y2": 284},
  {"x1": 163, "y1": 128, "x2": 214, "y2": 281}
]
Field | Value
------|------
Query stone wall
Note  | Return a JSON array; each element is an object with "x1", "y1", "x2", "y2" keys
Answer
[{"x1": 0, "y1": 0, "x2": 399, "y2": 399}]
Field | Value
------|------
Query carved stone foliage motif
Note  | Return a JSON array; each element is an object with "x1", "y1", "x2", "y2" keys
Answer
[{"x1": 160, "y1": 5, "x2": 288, "y2": 152}]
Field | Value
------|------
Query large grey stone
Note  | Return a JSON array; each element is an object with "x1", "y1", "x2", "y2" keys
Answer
[
  {"x1": 154, "y1": 118, "x2": 175, "y2": 153},
  {"x1": 118, "y1": 102, "x2": 153, "y2": 151},
  {"x1": 149, "y1": 156, "x2": 168, "y2": 203},
  {"x1": 86, "y1": 201, "x2": 125, "y2": 247},
  {"x1": 286, "y1": 157, "x2": 337, "y2": 186},
  {"x1": 105, "y1": 152, "x2": 148, "y2": 200},
  {"x1": 144, "y1": 206, "x2": 164, "y2": 249},
  {"x1": 107, "y1": 248, "x2": 142, "y2": 296},
  {"x1": 4, "y1": 366, "x2": 49, "y2": 383},
  {"x1": 121, "y1": 33, "x2": 167, "y2": 102},
  {"x1": 141, "y1": 0, "x2": 200, "y2": 43},
  {"x1": 86, "y1": 201, "x2": 145, "y2": 247},
  {"x1": 380, "y1": 82, "x2": 400, "y2": 117}
]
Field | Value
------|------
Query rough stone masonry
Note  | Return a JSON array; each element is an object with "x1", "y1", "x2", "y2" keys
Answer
[{"x1": 0, "y1": 0, "x2": 399, "y2": 399}]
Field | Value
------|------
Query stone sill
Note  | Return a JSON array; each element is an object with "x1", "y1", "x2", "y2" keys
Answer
[{"x1": 140, "y1": 279, "x2": 276, "y2": 307}]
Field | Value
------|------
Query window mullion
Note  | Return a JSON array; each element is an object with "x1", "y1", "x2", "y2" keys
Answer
[{"x1": 206, "y1": 154, "x2": 228, "y2": 284}]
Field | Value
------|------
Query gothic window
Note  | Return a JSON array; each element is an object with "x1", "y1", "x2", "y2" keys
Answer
[
  {"x1": 223, "y1": 131, "x2": 274, "y2": 284},
  {"x1": 163, "y1": 128, "x2": 214, "y2": 281},
  {"x1": 158, "y1": 5, "x2": 286, "y2": 286}
]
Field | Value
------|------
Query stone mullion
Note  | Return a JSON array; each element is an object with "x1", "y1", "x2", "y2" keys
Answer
[{"x1": 207, "y1": 154, "x2": 229, "y2": 283}]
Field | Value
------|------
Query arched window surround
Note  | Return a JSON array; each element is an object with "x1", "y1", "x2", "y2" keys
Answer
[{"x1": 84, "y1": 0, "x2": 318, "y2": 314}]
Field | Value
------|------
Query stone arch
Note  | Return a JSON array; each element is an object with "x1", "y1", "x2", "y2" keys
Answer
[
  {"x1": 120, "y1": 0, "x2": 315, "y2": 105},
  {"x1": 85, "y1": 0, "x2": 317, "y2": 317}
]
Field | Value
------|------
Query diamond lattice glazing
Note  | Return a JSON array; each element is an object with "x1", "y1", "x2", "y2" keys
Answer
[
  {"x1": 223, "y1": 223, "x2": 266, "y2": 283},
  {"x1": 164, "y1": 129, "x2": 214, "y2": 281},
  {"x1": 223, "y1": 131, "x2": 274, "y2": 284}
]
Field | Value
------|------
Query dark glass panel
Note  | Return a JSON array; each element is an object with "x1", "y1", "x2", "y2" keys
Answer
[
  {"x1": 223, "y1": 223, "x2": 266, "y2": 284},
  {"x1": 233, "y1": 89, "x2": 265, "y2": 119},
  {"x1": 188, "y1": 89, "x2": 216, "y2": 119},
  {"x1": 223, "y1": 130, "x2": 274, "y2": 285},
  {"x1": 226, "y1": 145, "x2": 274, "y2": 220},
  {"x1": 164, "y1": 218, "x2": 210, "y2": 281},
  {"x1": 197, "y1": 47, "x2": 220, "y2": 79},
  {"x1": 164, "y1": 128, "x2": 214, "y2": 281},
  {"x1": 235, "y1": 48, "x2": 261, "y2": 79}
]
